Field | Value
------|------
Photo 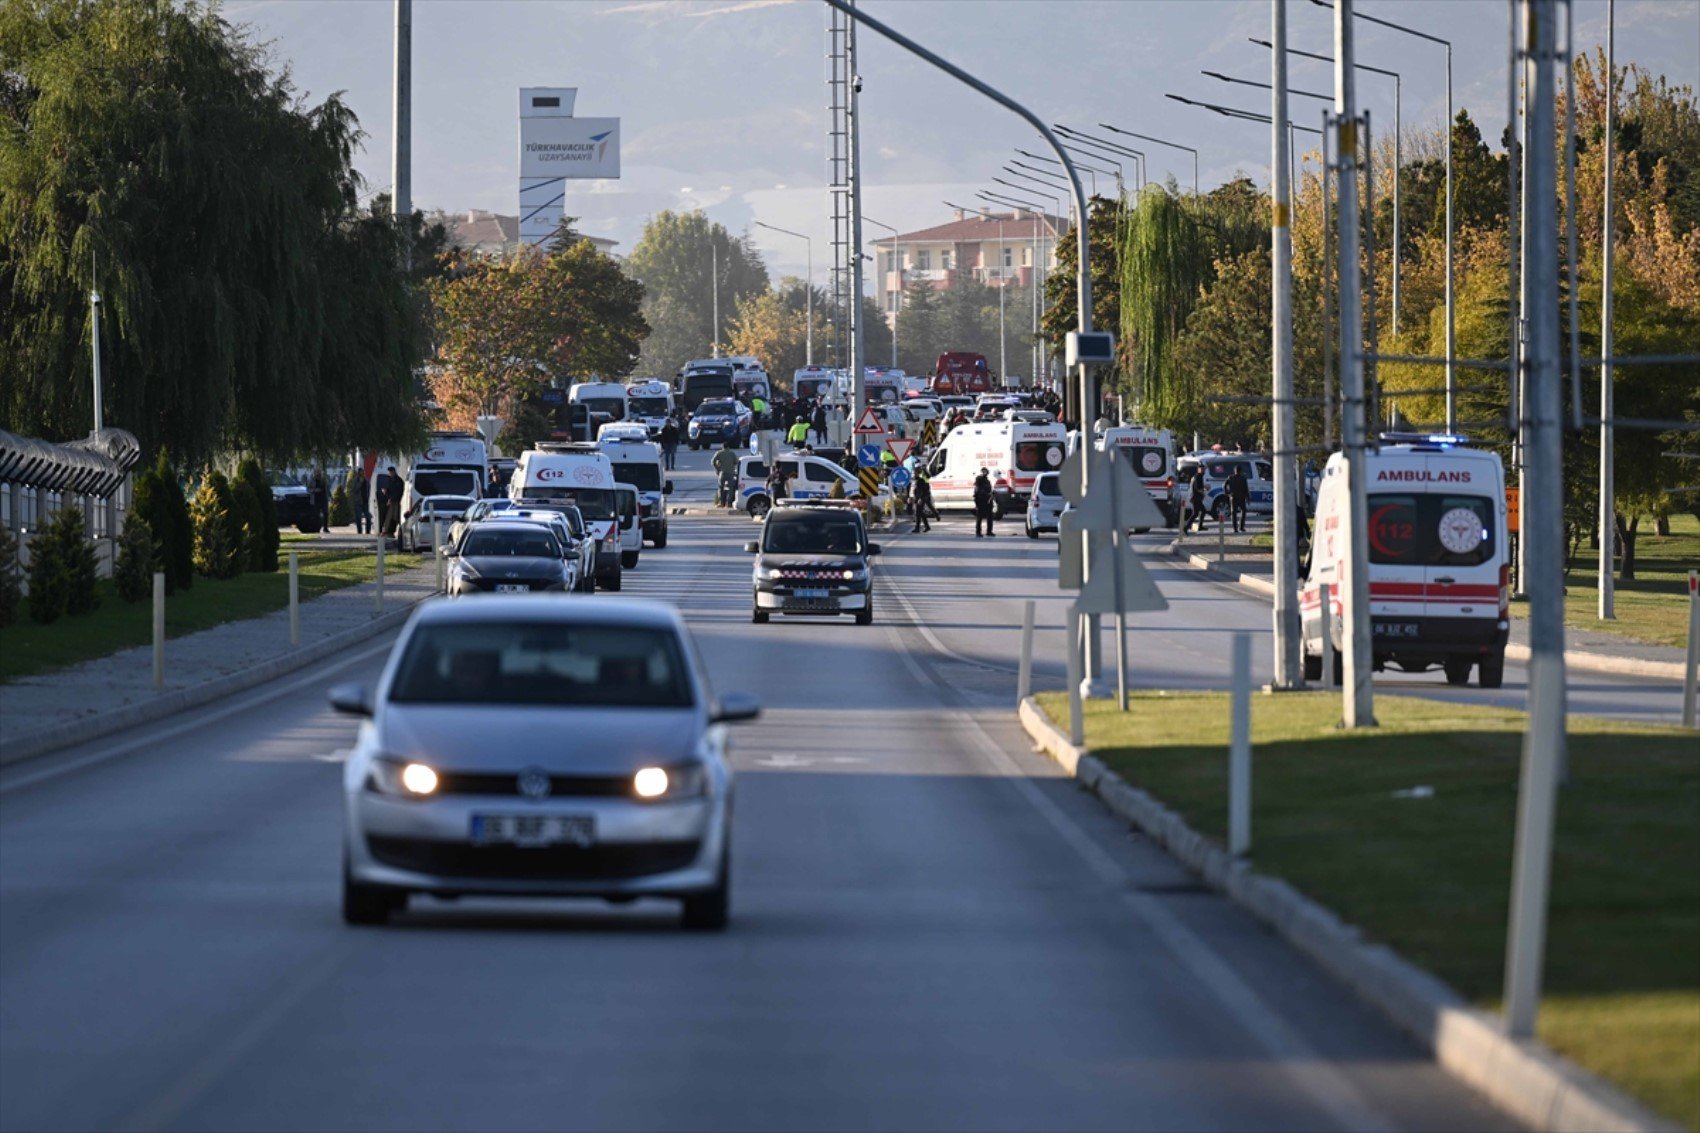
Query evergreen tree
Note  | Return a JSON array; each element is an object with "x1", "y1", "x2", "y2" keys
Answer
[
  {"x1": 114, "y1": 510, "x2": 155, "y2": 603},
  {"x1": 235, "y1": 458, "x2": 279, "y2": 572},
  {"x1": 0, "y1": 524, "x2": 21, "y2": 629},
  {"x1": 190, "y1": 472, "x2": 241, "y2": 580}
]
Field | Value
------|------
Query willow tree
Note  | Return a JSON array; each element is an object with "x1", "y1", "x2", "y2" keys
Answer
[{"x1": 1118, "y1": 187, "x2": 1210, "y2": 424}]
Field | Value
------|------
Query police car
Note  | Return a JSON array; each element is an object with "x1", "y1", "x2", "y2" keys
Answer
[
  {"x1": 736, "y1": 452, "x2": 861, "y2": 516},
  {"x1": 745, "y1": 502, "x2": 880, "y2": 625}
]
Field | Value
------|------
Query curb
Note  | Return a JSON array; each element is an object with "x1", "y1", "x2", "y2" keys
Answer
[
  {"x1": 1, "y1": 600, "x2": 424, "y2": 768},
  {"x1": 1016, "y1": 696, "x2": 1678, "y2": 1133},
  {"x1": 1158, "y1": 541, "x2": 1688, "y2": 682}
]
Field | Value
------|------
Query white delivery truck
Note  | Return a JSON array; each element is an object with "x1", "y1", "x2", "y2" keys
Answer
[
  {"x1": 568, "y1": 381, "x2": 629, "y2": 431},
  {"x1": 1096, "y1": 426, "x2": 1178, "y2": 529},
  {"x1": 395, "y1": 431, "x2": 488, "y2": 521},
  {"x1": 922, "y1": 419, "x2": 1067, "y2": 514},
  {"x1": 624, "y1": 379, "x2": 676, "y2": 437},
  {"x1": 600, "y1": 435, "x2": 672, "y2": 548},
  {"x1": 1302, "y1": 436, "x2": 1509, "y2": 688},
  {"x1": 511, "y1": 443, "x2": 628, "y2": 590}
]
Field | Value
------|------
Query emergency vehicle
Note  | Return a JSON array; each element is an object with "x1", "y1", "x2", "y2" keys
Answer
[
  {"x1": 1302, "y1": 435, "x2": 1509, "y2": 688},
  {"x1": 736, "y1": 452, "x2": 862, "y2": 516},
  {"x1": 511, "y1": 443, "x2": 628, "y2": 590},
  {"x1": 931, "y1": 352, "x2": 993, "y2": 395},
  {"x1": 922, "y1": 419, "x2": 1066, "y2": 513},
  {"x1": 1096, "y1": 426, "x2": 1177, "y2": 528},
  {"x1": 392, "y1": 431, "x2": 488, "y2": 521},
  {"x1": 599, "y1": 434, "x2": 672, "y2": 548},
  {"x1": 624, "y1": 379, "x2": 675, "y2": 436},
  {"x1": 568, "y1": 381, "x2": 628, "y2": 430},
  {"x1": 793, "y1": 365, "x2": 836, "y2": 404}
]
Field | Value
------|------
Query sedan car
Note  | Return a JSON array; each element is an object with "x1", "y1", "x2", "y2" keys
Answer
[
  {"x1": 332, "y1": 597, "x2": 759, "y2": 928},
  {"x1": 687, "y1": 398, "x2": 754, "y2": 449},
  {"x1": 445, "y1": 521, "x2": 573, "y2": 595}
]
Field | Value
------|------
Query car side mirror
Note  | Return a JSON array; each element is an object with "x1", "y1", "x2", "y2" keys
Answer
[
  {"x1": 328, "y1": 683, "x2": 373, "y2": 717},
  {"x1": 866, "y1": 543, "x2": 882, "y2": 556},
  {"x1": 744, "y1": 541, "x2": 760, "y2": 554},
  {"x1": 711, "y1": 692, "x2": 762, "y2": 724},
  {"x1": 442, "y1": 545, "x2": 458, "y2": 557},
  {"x1": 664, "y1": 480, "x2": 674, "y2": 495}
]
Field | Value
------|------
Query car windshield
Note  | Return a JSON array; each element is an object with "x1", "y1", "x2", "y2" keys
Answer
[
  {"x1": 460, "y1": 528, "x2": 561, "y2": 558},
  {"x1": 762, "y1": 514, "x2": 865, "y2": 555},
  {"x1": 629, "y1": 397, "x2": 669, "y2": 416},
  {"x1": 609, "y1": 462, "x2": 662, "y2": 491},
  {"x1": 697, "y1": 400, "x2": 735, "y2": 416},
  {"x1": 578, "y1": 397, "x2": 624, "y2": 417},
  {"x1": 1367, "y1": 494, "x2": 1497, "y2": 567},
  {"x1": 413, "y1": 469, "x2": 480, "y2": 497},
  {"x1": 389, "y1": 621, "x2": 694, "y2": 708}
]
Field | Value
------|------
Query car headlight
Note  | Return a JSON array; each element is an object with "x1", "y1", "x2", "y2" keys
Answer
[
  {"x1": 754, "y1": 564, "x2": 777, "y2": 581},
  {"x1": 632, "y1": 762, "x2": 708, "y2": 801},
  {"x1": 451, "y1": 559, "x2": 480, "y2": 579},
  {"x1": 367, "y1": 757, "x2": 440, "y2": 798}
]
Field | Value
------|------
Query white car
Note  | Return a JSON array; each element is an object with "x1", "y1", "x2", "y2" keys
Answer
[
  {"x1": 1025, "y1": 472, "x2": 1066, "y2": 538},
  {"x1": 401, "y1": 495, "x2": 477, "y2": 552}
]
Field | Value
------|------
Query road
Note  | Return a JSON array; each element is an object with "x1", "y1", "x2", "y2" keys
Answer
[{"x1": 0, "y1": 467, "x2": 1526, "y2": 1132}]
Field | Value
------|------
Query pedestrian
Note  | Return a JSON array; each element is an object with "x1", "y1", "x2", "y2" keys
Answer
[
  {"x1": 1226, "y1": 463, "x2": 1250, "y2": 533},
  {"x1": 811, "y1": 403, "x2": 828, "y2": 444},
  {"x1": 711, "y1": 441, "x2": 741, "y2": 509},
  {"x1": 350, "y1": 467, "x2": 372, "y2": 535},
  {"x1": 1188, "y1": 466, "x2": 1209, "y2": 532},
  {"x1": 659, "y1": 418, "x2": 680, "y2": 471},
  {"x1": 751, "y1": 394, "x2": 768, "y2": 431},
  {"x1": 911, "y1": 470, "x2": 934, "y2": 533},
  {"x1": 766, "y1": 461, "x2": 790, "y2": 504},
  {"x1": 309, "y1": 466, "x2": 330, "y2": 530},
  {"x1": 972, "y1": 467, "x2": 996, "y2": 538},
  {"x1": 786, "y1": 416, "x2": 811, "y2": 448},
  {"x1": 379, "y1": 465, "x2": 404, "y2": 537}
]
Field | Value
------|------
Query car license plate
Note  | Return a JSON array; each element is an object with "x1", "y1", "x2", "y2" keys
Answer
[
  {"x1": 1374, "y1": 621, "x2": 1420, "y2": 639},
  {"x1": 470, "y1": 814, "x2": 595, "y2": 847},
  {"x1": 795, "y1": 588, "x2": 829, "y2": 599},
  {"x1": 494, "y1": 583, "x2": 527, "y2": 593}
]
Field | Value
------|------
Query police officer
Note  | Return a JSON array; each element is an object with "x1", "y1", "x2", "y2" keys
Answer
[
  {"x1": 911, "y1": 470, "x2": 934, "y2": 533},
  {"x1": 1226, "y1": 463, "x2": 1250, "y2": 533},
  {"x1": 973, "y1": 467, "x2": 996, "y2": 538},
  {"x1": 711, "y1": 441, "x2": 741, "y2": 508},
  {"x1": 786, "y1": 416, "x2": 811, "y2": 448}
]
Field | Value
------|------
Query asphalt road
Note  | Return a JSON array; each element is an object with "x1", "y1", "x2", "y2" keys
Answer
[{"x1": 0, "y1": 494, "x2": 1519, "y2": 1131}]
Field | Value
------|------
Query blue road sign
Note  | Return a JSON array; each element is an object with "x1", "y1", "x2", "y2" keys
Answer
[
  {"x1": 889, "y1": 467, "x2": 912, "y2": 490},
  {"x1": 857, "y1": 444, "x2": 883, "y2": 469}
]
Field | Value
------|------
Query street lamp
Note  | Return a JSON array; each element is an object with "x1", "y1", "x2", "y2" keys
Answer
[
  {"x1": 1019, "y1": 148, "x2": 1121, "y2": 197},
  {"x1": 862, "y1": 215, "x2": 901, "y2": 368},
  {"x1": 942, "y1": 202, "x2": 1007, "y2": 379},
  {"x1": 753, "y1": 221, "x2": 813, "y2": 366},
  {"x1": 1055, "y1": 126, "x2": 1148, "y2": 193},
  {"x1": 978, "y1": 188, "x2": 1053, "y2": 386},
  {"x1": 1099, "y1": 122, "x2": 1200, "y2": 196}
]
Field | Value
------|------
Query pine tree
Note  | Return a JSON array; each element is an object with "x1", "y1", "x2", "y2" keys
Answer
[
  {"x1": 190, "y1": 473, "x2": 241, "y2": 580},
  {"x1": 0, "y1": 524, "x2": 22, "y2": 629},
  {"x1": 114, "y1": 510, "x2": 155, "y2": 602}
]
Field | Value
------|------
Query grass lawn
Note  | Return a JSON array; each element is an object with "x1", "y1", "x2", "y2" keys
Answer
[
  {"x1": 1, "y1": 549, "x2": 422, "y2": 682},
  {"x1": 1526, "y1": 511, "x2": 1700, "y2": 650},
  {"x1": 1036, "y1": 689, "x2": 1700, "y2": 1130}
]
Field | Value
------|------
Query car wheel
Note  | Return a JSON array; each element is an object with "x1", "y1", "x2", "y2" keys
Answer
[
  {"x1": 1478, "y1": 650, "x2": 1506, "y2": 689},
  {"x1": 680, "y1": 849, "x2": 730, "y2": 931},
  {"x1": 342, "y1": 862, "x2": 405, "y2": 926},
  {"x1": 604, "y1": 569, "x2": 623, "y2": 592},
  {"x1": 297, "y1": 519, "x2": 322, "y2": 535},
  {"x1": 855, "y1": 602, "x2": 873, "y2": 626},
  {"x1": 1443, "y1": 656, "x2": 1474, "y2": 686},
  {"x1": 752, "y1": 607, "x2": 769, "y2": 624},
  {"x1": 748, "y1": 495, "x2": 771, "y2": 518},
  {"x1": 621, "y1": 550, "x2": 640, "y2": 569},
  {"x1": 1330, "y1": 646, "x2": 1344, "y2": 687},
  {"x1": 1302, "y1": 647, "x2": 1322, "y2": 683},
  {"x1": 1027, "y1": 522, "x2": 1038, "y2": 540},
  {"x1": 991, "y1": 499, "x2": 1006, "y2": 521},
  {"x1": 1212, "y1": 499, "x2": 1230, "y2": 521},
  {"x1": 653, "y1": 526, "x2": 668, "y2": 549}
]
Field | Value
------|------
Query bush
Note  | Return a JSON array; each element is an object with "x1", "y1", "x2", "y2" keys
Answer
[
  {"x1": 229, "y1": 476, "x2": 267, "y2": 574},
  {"x1": 190, "y1": 472, "x2": 243, "y2": 579},
  {"x1": 329, "y1": 483, "x2": 351, "y2": 527},
  {"x1": 0, "y1": 525, "x2": 21, "y2": 629},
  {"x1": 133, "y1": 451, "x2": 192, "y2": 592},
  {"x1": 234, "y1": 458, "x2": 279, "y2": 572},
  {"x1": 27, "y1": 505, "x2": 99, "y2": 623},
  {"x1": 113, "y1": 510, "x2": 156, "y2": 602}
]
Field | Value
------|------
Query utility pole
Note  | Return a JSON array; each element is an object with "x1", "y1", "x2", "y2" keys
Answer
[
  {"x1": 1505, "y1": 0, "x2": 1567, "y2": 1041},
  {"x1": 1598, "y1": 0, "x2": 1616, "y2": 620},
  {"x1": 711, "y1": 240, "x2": 720, "y2": 357},
  {"x1": 392, "y1": 0, "x2": 411, "y2": 230},
  {"x1": 997, "y1": 218, "x2": 1007, "y2": 380},
  {"x1": 1334, "y1": 0, "x2": 1375, "y2": 727},
  {"x1": 1271, "y1": 0, "x2": 1301, "y2": 689},
  {"x1": 89, "y1": 281, "x2": 104, "y2": 433},
  {"x1": 847, "y1": 4, "x2": 867, "y2": 424}
]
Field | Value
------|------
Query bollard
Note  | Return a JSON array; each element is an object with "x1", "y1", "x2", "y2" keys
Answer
[
  {"x1": 1217, "y1": 512, "x2": 1226, "y2": 564},
  {"x1": 1066, "y1": 605, "x2": 1084, "y2": 746},
  {"x1": 1684, "y1": 570, "x2": 1698, "y2": 729},
  {"x1": 1319, "y1": 581, "x2": 1335, "y2": 687},
  {"x1": 1229, "y1": 632, "x2": 1252, "y2": 857},
  {"x1": 1017, "y1": 599, "x2": 1035, "y2": 705},
  {"x1": 434, "y1": 521, "x2": 444, "y2": 592},
  {"x1": 375, "y1": 536, "x2": 385, "y2": 615},
  {"x1": 151, "y1": 571, "x2": 165, "y2": 690},
  {"x1": 288, "y1": 550, "x2": 300, "y2": 646}
]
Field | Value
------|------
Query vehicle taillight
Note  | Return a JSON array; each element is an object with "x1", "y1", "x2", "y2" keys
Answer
[
  {"x1": 1164, "y1": 477, "x2": 1174, "y2": 490},
  {"x1": 1498, "y1": 563, "x2": 1510, "y2": 616}
]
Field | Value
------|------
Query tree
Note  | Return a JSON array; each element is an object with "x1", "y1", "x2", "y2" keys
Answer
[
  {"x1": 234, "y1": 458, "x2": 278, "y2": 572},
  {"x1": 725, "y1": 278, "x2": 827, "y2": 387},
  {"x1": 228, "y1": 476, "x2": 267, "y2": 574},
  {"x1": 0, "y1": 523, "x2": 20, "y2": 628},
  {"x1": 190, "y1": 472, "x2": 241, "y2": 580},
  {"x1": 113, "y1": 510, "x2": 155, "y2": 603},
  {"x1": 133, "y1": 451, "x2": 192, "y2": 593},
  {"x1": 625, "y1": 211, "x2": 769, "y2": 373},
  {"x1": 0, "y1": 0, "x2": 429, "y2": 462},
  {"x1": 1043, "y1": 195, "x2": 1125, "y2": 384},
  {"x1": 26, "y1": 505, "x2": 98, "y2": 623}
]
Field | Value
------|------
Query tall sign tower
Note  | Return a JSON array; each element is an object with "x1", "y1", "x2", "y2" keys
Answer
[{"x1": 518, "y1": 87, "x2": 621, "y2": 250}]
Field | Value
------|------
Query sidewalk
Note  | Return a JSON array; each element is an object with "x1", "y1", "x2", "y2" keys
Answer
[
  {"x1": 1158, "y1": 536, "x2": 1692, "y2": 679},
  {"x1": 0, "y1": 569, "x2": 439, "y2": 766}
]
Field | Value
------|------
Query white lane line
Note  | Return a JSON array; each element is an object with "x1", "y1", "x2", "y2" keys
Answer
[{"x1": 0, "y1": 638, "x2": 395, "y2": 796}]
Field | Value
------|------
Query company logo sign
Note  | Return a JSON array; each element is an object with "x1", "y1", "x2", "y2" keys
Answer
[{"x1": 519, "y1": 117, "x2": 621, "y2": 179}]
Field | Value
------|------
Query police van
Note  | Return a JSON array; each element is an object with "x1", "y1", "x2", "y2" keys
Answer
[
  {"x1": 923, "y1": 419, "x2": 1067, "y2": 512},
  {"x1": 511, "y1": 444, "x2": 628, "y2": 590},
  {"x1": 599, "y1": 434, "x2": 672, "y2": 549},
  {"x1": 1096, "y1": 426, "x2": 1177, "y2": 529},
  {"x1": 1302, "y1": 435, "x2": 1509, "y2": 688}
]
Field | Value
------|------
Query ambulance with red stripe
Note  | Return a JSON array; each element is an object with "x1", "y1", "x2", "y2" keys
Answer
[
  {"x1": 1096, "y1": 426, "x2": 1177, "y2": 529},
  {"x1": 922, "y1": 419, "x2": 1067, "y2": 514},
  {"x1": 1302, "y1": 436, "x2": 1509, "y2": 688}
]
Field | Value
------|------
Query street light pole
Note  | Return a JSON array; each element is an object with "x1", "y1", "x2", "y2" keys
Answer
[
  {"x1": 1099, "y1": 123, "x2": 1198, "y2": 195},
  {"x1": 754, "y1": 221, "x2": 814, "y2": 366},
  {"x1": 863, "y1": 215, "x2": 901, "y2": 368},
  {"x1": 1598, "y1": 0, "x2": 1616, "y2": 619},
  {"x1": 1272, "y1": 0, "x2": 1301, "y2": 690}
]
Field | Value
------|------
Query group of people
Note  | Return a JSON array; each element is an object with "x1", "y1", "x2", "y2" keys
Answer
[{"x1": 1180, "y1": 463, "x2": 1251, "y2": 534}]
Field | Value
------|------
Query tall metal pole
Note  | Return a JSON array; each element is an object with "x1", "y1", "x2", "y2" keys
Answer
[
  {"x1": 1444, "y1": 43, "x2": 1455, "y2": 431},
  {"x1": 1272, "y1": 0, "x2": 1301, "y2": 689},
  {"x1": 997, "y1": 220, "x2": 1007, "y2": 379},
  {"x1": 1391, "y1": 74, "x2": 1401, "y2": 333},
  {"x1": 392, "y1": 0, "x2": 412, "y2": 228},
  {"x1": 1334, "y1": 0, "x2": 1375, "y2": 727},
  {"x1": 1322, "y1": 121, "x2": 1335, "y2": 451},
  {"x1": 89, "y1": 285, "x2": 104, "y2": 433},
  {"x1": 1598, "y1": 0, "x2": 1616, "y2": 619},
  {"x1": 847, "y1": 5, "x2": 867, "y2": 422},
  {"x1": 1505, "y1": 0, "x2": 1567, "y2": 1040},
  {"x1": 807, "y1": 239, "x2": 814, "y2": 367},
  {"x1": 712, "y1": 240, "x2": 720, "y2": 357}
]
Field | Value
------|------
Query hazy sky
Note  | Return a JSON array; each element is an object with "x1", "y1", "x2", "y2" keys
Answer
[{"x1": 226, "y1": 0, "x2": 1697, "y2": 282}]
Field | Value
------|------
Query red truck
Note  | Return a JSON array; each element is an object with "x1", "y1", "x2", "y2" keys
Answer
[{"x1": 931, "y1": 352, "x2": 993, "y2": 395}]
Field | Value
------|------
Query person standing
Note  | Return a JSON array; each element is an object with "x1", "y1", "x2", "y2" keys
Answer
[
  {"x1": 659, "y1": 418, "x2": 680, "y2": 471},
  {"x1": 350, "y1": 467, "x2": 372, "y2": 534},
  {"x1": 766, "y1": 461, "x2": 790, "y2": 505},
  {"x1": 786, "y1": 416, "x2": 811, "y2": 448},
  {"x1": 911, "y1": 470, "x2": 934, "y2": 533},
  {"x1": 811, "y1": 403, "x2": 828, "y2": 445},
  {"x1": 1187, "y1": 466, "x2": 1209, "y2": 533},
  {"x1": 309, "y1": 466, "x2": 330, "y2": 530},
  {"x1": 1226, "y1": 463, "x2": 1250, "y2": 534},
  {"x1": 711, "y1": 441, "x2": 741, "y2": 509},
  {"x1": 381, "y1": 465, "x2": 404, "y2": 537},
  {"x1": 972, "y1": 467, "x2": 996, "y2": 538}
]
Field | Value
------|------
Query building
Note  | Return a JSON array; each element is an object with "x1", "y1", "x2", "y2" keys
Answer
[
  {"x1": 867, "y1": 209, "x2": 1063, "y2": 315},
  {"x1": 440, "y1": 209, "x2": 619, "y2": 260}
]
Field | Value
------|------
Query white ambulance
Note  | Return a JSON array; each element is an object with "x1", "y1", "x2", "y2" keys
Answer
[
  {"x1": 511, "y1": 443, "x2": 628, "y2": 590},
  {"x1": 394, "y1": 431, "x2": 488, "y2": 521},
  {"x1": 624, "y1": 379, "x2": 675, "y2": 437},
  {"x1": 1095, "y1": 425, "x2": 1177, "y2": 529},
  {"x1": 1302, "y1": 436, "x2": 1509, "y2": 688},
  {"x1": 922, "y1": 419, "x2": 1067, "y2": 513}
]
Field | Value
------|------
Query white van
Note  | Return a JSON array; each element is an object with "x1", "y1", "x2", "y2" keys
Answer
[
  {"x1": 736, "y1": 452, "x2": 861, "y2": 516},
  {"x1": 612, "y1": 482, "x2": 643, "y2": 568},
  {"x1": 511, "y1": 444, "x2": 627, "y2": 590},
  {"x1": 600, "y1": 435, "x2": 672, "y2": 548},
  {"x1": 1097, "y1": 426, "x2": 1177, "y2": 528},
  {"x1": 923, "y1": 419, "x2": 1067, "y2": 512},
  {"x1": 624, "y1": 379, "x2": 675, "y2": 437},
  {"x1": 568, "y1": 381, "x2": 629, "y2": 430},
  {"x1": 1302, "y1": 438, "x2": 1509, "y2": 688},
  {"x1": 396, "y1": 431, "x2": 487, "y2": 521}
]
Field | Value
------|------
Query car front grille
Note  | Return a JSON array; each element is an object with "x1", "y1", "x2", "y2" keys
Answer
[
  {"x1": 468, "y1": 578, "x2": 556, "y2": 592},
  {"x1": 434, "y1": 771, "x2": 633, "y2": 798},
  {"x1": 367, "y1": 836, "x2": 701, "y2": 880}
]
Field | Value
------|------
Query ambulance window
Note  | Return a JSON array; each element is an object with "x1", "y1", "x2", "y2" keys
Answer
[
  {"x1": 1126, "y1": 446, "x2": 1167, "y2": 477},
  {"x1": 1367, "y1": 495, "x2": 1420, "y2": 563},
  {"x1": 1367, "y1": 493, "x2": 1496, "y2": 566},
  {"x1": 1014, "y1": 442, "x2": 1062, "y2": 472}
]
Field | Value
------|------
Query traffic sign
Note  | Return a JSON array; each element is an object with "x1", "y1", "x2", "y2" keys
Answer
[
  {"x1": 920, "y1": 419, "x2": 939, "y2": 448},
  {"x1": 1076, "y1": 539, "x2": 1168, "y2": 615},
  {"x1": 853, "y1": 406, "x2": 886, "y2": 435},
  {"x1": 889, "y1": 467, "x2": 912, "y2": 491},
  {"x1": 886, "y1": 437, "x2": 914, "y2": 463},
  {"x1": 857, "y1": 467, "x2": 880, "y2": 497},
  {"x1": 857, "y1": 443, "x2": 883, "y2": 469},
  {"x1": 1505, "y1": 486, "x2": 1521, "y2": 534}
]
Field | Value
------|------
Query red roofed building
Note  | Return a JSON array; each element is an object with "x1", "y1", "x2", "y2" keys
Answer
[{"x1": 868, "y1": 209, "x2": 1063, "y2": 315}]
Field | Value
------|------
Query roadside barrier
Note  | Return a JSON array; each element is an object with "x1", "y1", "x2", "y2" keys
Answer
[
  {"x1": 288, "y1": 550, "x2": 300, "y2": 645},
  {"x1": 151, "y1": 572, "x2": 164, "y2": 690}
]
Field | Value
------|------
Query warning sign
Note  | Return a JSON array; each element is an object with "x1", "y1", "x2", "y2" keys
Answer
[
  {"x1": 857, "y1": 467, "x2": 881, "y2": 498},
  {"x1": 886, "y1": 437, "x2": 915, "y2": 463},
  {"x1": 853, "y1": 407, "x2": 886, "y2": 435},
  {"x1": 920, "y1": 419, "x2": 939, "y2": 449},
  {"x1": 1505, "y1": 487, "x2": 1520, "y2": 534}
]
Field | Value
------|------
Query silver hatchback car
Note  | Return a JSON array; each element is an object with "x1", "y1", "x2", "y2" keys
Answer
[
  {"x1": 331, "y1": 597, "x2": 758, "y2": 929},
  {"x1": 1025, "y1": 471, "x2": 1066, "y2": 538}
]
